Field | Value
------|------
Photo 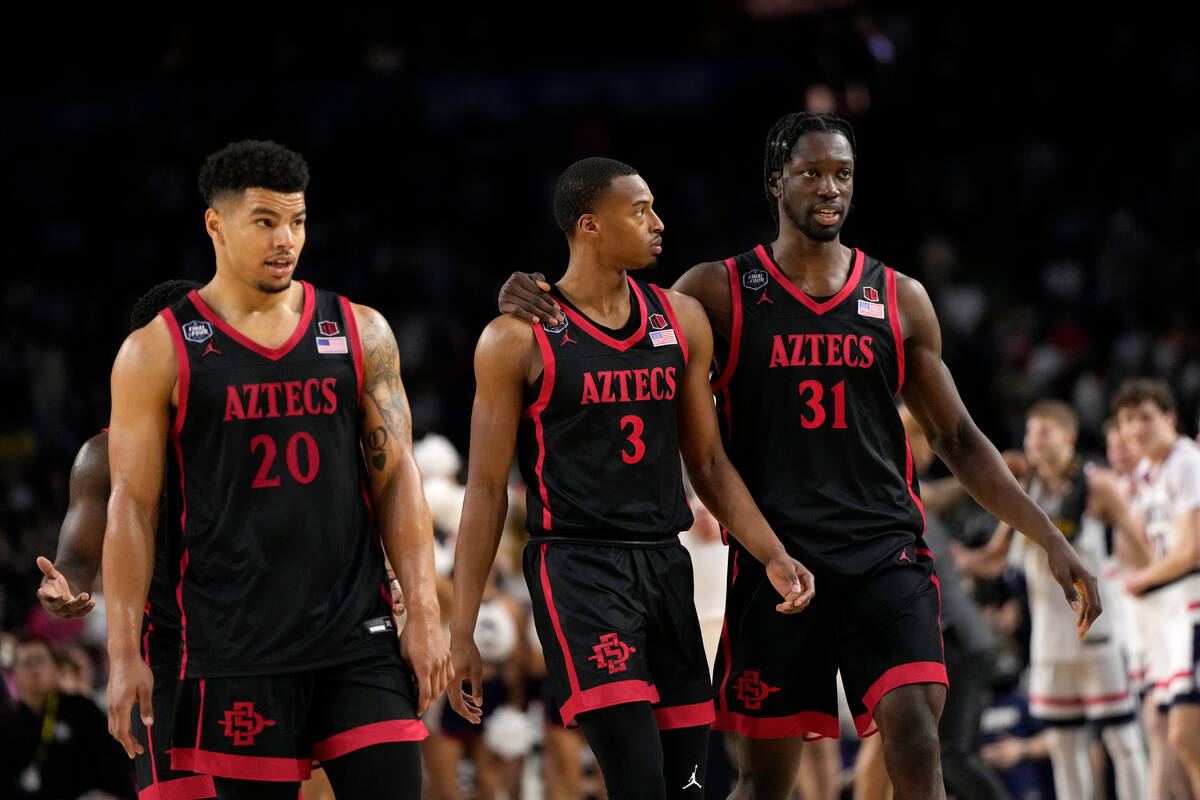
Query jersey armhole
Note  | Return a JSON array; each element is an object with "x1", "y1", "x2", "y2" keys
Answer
[
  {"x1": 522, "y1": 324, "x2": 556, "y2": 419},
  {"x1": 709, "y1": 258, "x2": 742, "y2": 392},
  {"x1": 649, "y1": 284, "x2": 689, "y2": 366},
  {"x1": 338, "y1": 296, "x2": 365, "y2": 400},
  {"x1": 885, "y1": 267, "x2": 905, "y2": 394},
  {"x1": 159, "y1": 308, "x2": 191, "y2": 437}
]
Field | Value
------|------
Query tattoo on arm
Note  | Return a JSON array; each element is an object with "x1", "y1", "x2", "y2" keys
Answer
[{"x1": 362, "y1": 314, "x2": 413, "y2": 455}]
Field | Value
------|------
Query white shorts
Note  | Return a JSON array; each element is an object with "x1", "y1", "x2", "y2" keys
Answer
[
  {"x1": 1139, "y1": 575, "x2": 1200, "y2": 709},
  {"x1": 1028, "y1": 647, "x2": 1137, "y2": 726}
]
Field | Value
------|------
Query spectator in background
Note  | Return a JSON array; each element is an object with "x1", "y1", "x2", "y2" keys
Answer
[{"x1": 0, "y1": 634, "x2": 133, "y2": 800}]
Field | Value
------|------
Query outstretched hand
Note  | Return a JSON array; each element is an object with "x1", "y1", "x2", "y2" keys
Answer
[
  {"x1": 765, "y1": 554, "x2": 815, "y2": 614},
  {"x1": 1045, "y1": 540, "x2": 1102, "y2": 636},
  {"x1": 36, "y1": 556, "x2": 96, "y2": 618},
  {"x1": 498, "y1": 272, "x2": 563, "y2": 327}
]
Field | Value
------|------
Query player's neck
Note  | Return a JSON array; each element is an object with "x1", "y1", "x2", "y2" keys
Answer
[
  {"x1": 199, "y1": 271, "x2": 304, "y2": 321},
  {"x1": 770, "y1": 227, "x2": 852, "y2": 287},
  {"x1": 1036, "y1": 452, "x2": 1074, "y2": 490},
  {"x1": 1146, "y1": 435, "x2": 1177, "y2": 463},
  {"x1": 557, "y1": 253, "x2": 634, "y2": 327}
]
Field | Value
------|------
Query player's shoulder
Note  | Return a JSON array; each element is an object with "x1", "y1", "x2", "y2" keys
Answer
[
  {"x1": 71, "y1": 431, "x2": 112, "y2": 490},
  {"x1": 114, "y1": 315, "x2": 175, "y2": 374},
  {"x1": 478, "y1": 314, "x2": 538, "y2": 351},
  {"x1": 675, "y1": 259, "x2": 731, "y2": 292},
  {"x1": 1167, "y1": 436, "x2": 1200, "y2": 470},
  {"x1": 655, "y1": 287, "x2": 706, "y2": 324}
]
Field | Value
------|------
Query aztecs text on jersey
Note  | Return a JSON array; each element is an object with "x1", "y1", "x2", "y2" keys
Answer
[
  {"x1": 517, "y1": 276, "x2": 693, "y2": 542},
  {"x1": 160, "y1": 282, "x2": 394, "y2": 679},
  {"x1": 712, "y1": 244, "x2": 925, "y2": 573}
]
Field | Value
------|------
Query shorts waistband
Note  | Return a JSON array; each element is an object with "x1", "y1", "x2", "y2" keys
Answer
[{"x1": 529, "y1": 534, "x2": 680, "y2": 549}]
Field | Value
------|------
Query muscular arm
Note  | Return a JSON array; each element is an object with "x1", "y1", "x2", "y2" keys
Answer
[
  {"x1": 103, "y1": 317, "x2": 176, "y2": 754},
  {"x1": 448, "y1": 317, "x2": 537, "y2": 720},
  {"x1": 1127, "y1": 508, "x2": 1200, "y2": 594},
  {"x1": 354, "y1": 304, "x2": 451, "y2": 713},
  {"x1": 672, "y1": 261, "x2": 733, "y2": 342},
  {"x1": 37, "y1": 432, "x2": 110, "y2": 617},
  {"x1": 669, "y1": 291, "x2": 813, "y2": 612},
  {"x1": 896, "y1": 273, "x2": 1100, "y2": 632}
]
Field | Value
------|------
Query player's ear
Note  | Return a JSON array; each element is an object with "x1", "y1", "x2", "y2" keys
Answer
[
  {"x1": 204, "y1": 208, "x2": 224, "y2": 245},
  {"x1": 767, "y1": 171, "x2": 783, "y2": 198},
  {"x1": 576, "y1": 213, "x2": 599, "y2": 238}
]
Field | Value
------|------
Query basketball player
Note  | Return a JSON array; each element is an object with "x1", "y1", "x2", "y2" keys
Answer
[
  {"x1": 497, "y1": 112, "x2": 1100, "y2": 800},
  {"x1": 450, "y1": 157, "x2": 815, "y2": 800},
  {"x1": 953, "y1": 400, "x2": 1146, "y2": 800},
  {"x1": 1112, "y1": 378, "x2": 1200, "y2": 797},
  {"x1": 102, "y1": 140, "x2": 451, "y2": 800},
  {"x1": 34, "y1": 280, "x2": 216, "y2": 800}
]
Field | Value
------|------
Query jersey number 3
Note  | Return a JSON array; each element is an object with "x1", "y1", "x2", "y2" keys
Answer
[{"x1": 620, "y1": 414, "x2": 645, "y2": 464}]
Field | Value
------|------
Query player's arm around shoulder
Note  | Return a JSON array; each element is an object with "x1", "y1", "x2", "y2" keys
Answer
[
  {"x1": 672, "y1": 260, "x2": 733, "y2": 339},
  {"x1": 449, "y1": 316, "x2": 538, "y2": 722},
  {"x1": 104, "y1": 316, "x2": 176, "y2": 756},
  {"x1": 350, "y1": 302, "x2": 452, "y2": 714},
  {"x1": 37, "y1": 431, "x2": 110, "y2": 618}
]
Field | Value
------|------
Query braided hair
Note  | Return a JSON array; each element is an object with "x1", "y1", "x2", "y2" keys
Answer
[
  {"x1": 762, "y1": 112, "x2": 857, "y2": 222},
  {"x1": 129, "y1": 279, "x2": 203, "y2": 331}
]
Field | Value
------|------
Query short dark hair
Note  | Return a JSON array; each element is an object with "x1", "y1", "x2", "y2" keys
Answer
[
  {"x1": 1111, "y1": 377, "x2": 1176, "y2": 415},
  {"x1": 1027, "y1": 399, "x2": 1079, "y2": 435},
  {"x1": 553, "y1": 157, "x2": 639, "y2": 238},
  {"x1": 129, "y1": 280, "x2": 203, "y2": 331},
  {"x1": 198, "y1": 140, "x2": 310, "y2": 208},
  {"x1": 763, "y1": 112, "x2": 857, "y2": 222}
]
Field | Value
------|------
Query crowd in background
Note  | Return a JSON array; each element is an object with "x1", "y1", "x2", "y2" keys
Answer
[{"x1": 1, "y1": 4, "x2": 1197, "y2": 798}]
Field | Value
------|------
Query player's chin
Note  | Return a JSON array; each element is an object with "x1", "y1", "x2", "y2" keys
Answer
[{"x1": 255, "y1": 277, "x2": 293, "y2": 294}]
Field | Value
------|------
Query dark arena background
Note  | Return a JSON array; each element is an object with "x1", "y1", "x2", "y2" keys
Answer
[{"x1": 1, "y1": 5, "x2": 1196, "y2": 799}]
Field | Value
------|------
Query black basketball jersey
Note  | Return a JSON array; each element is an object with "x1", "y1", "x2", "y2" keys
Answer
[
  {"x1": 516, "y1": 276, "x2": 694, "y2": 542},
  {"x1": 144, "y1": 452, "x2": 182, "y2": 642},
  {"x1": 711, "y1": 244, "x2": 925, "y2": 573},
  {"x1": 159, "y1": 281, "x2": 394, "y2": 679}
]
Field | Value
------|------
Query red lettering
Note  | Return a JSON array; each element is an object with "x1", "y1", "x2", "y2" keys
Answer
[
  {"x1": 843, "y1": 336, "x2": 859, "y2": 367},
  {"x1": 250, "y1": 434, "x2": 281, "y2": 488},
  {"x1": 789, "y1": 334, "x2": 806, "y2": 366},
  {"x1": 303, "y1": 379, "x2": 322, "y2": 415},
  {"x1": 243, "y1": 384, "x2": 263, "y2": 419},
  {"x1": 581, "y1": 373, "x2": 601, "y2": 404},
  {"x1": 769, "y1": 335, "x2": 789, "y2": 368},
  {"x1": 285, "y1": 381, "x2": 303, "y2": 416},
  {"x1": 600, "y1": 372, "x2": 617, "y2": 403},
  {"x1": 650, "y1": 367, "x2": 663, "y2": 399},
  {"x1": 634, "y1": 369, "x2": 650, "y2": 401},
  {"x1": 805, "y1": 334, "x2": 824, "y2": 366},
  {"x1": 827, "y1": 335, "x2": 843, "y2": 366},
  {"x1": 262, "y1": 383, "x2": 283, "y2": 418},
  {"x1": 321, "y1": 378, "x2": 337, "y2": 413},
  {"x1": 285, "y1": 431, "x2": 320, "y2": 484},
  {"x1": 860, "y1": 336, "x2": 874, "y2": 368},
  {"x1": 620, "y1": 415, "x2": 645, "y2": 464},
  {"x1": 616, "y1": 370, "x2": 631, "y2": 402},
  {"x1": 224, "y1": 385, "x2": 246, "y2": 421},
  {"x1": 664, "y1": 367, "x2": 677, "y2": 398}
]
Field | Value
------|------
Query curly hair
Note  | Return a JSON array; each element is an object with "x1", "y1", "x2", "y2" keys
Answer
[
  {"x1": 763, "y1": 112, "x2": 857, "y2": 222},
  {"x1": 197, "y1": 140, "x2": 310, "y2": 207},
  {"x1": 553, "y1": 157, "x2": 639, "y2": 238},
  {"x1": 129, "y1": 279, "x2": 203, "y2": 331}
]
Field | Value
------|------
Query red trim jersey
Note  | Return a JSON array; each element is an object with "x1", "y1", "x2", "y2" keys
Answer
[
  {"x1": 712, "y1": 244, "x2": 924, "y2": 573},
  {"x1": 516, "y1": 276, "x2": 694, "y2": 542},
  {"x1": 159, "y1": 282, "x2": 394, "y2": 679}
]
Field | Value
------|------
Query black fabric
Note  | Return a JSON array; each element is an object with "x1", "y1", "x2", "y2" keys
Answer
[
  {"x1": 714, "y1": 244, "x2": 924, "y2": 574},
  {"x1": 713, "y1": 542, "x2": 945, "y2": 736},
  {"x1": 212, "y1": 776, "x2": 299, "y2": 800},
  {"x1": 524, "y1": 539, "x2": 712, "y2": 727},
  {"x1": 516, "y1": 276, "x2": 693, "y2": 542},
  {"x1": 171, "y1": 650, "x2": 422, "y2": 781},
  {"x1": 322, "y1": 740, "x2": 422, "y2": 800},
  {"x1": 162, "y1": 282, "x2": 392, "y2": 678},
  {"x1": 575, "y1": 704, "x2": 709, "y2": 799}
]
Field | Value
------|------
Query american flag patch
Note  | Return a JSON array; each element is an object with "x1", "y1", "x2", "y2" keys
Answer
[
  {"x1": 649, "y1": 329, "x2": 677, "y2": 347},
  {"x1": 857, "y1": 300, "x2": 885, "y2": 319},
  {"x1": 316, "y1": 336, "x2": 348, "y2": 354}
]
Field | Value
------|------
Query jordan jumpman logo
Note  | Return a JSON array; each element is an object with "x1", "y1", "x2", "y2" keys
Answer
[{"x1": 682, "y1": 764, "x2": 702, "y2": 790}]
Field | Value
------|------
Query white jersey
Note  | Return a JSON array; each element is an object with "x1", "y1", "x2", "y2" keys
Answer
[
  {"x1": 1014, "y1": 467, "x2": 1116, "y2": 663},
  {"x1": 1131, "y1": 436, "x2": 1200, "y2": 563}
]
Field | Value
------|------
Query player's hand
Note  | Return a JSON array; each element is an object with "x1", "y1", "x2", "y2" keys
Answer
[
  {"x1": 399, "y1": 609, "x2": 454, "y2": 716},
  {"x1": 765, "y1": 553, "x2": 815, "y2": 614},
  {"x1": 107, "y1": 652, "x2": 154, "y2": 758},
  {"x1": 1045, "y1": 538, "x2": 1102, "y2": 636},
  {"x1": 36, "y1": 556, "x2": 96, "y2": 618},
  {"x1": 498, "y1": 272, "x2": 563, "y2": 327},
  {"x1": 447, "y1": 633, "x2": 485, "y2": 724},
  {"x1": 389, "y1": 577, "x2": 406, "y2": 617}
]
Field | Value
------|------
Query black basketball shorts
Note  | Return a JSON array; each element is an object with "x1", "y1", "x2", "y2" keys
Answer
[
  {"x1": 171, "y1": 648, "x2": 426, "y2": 782},
  {"x1": 713, "y1": 538, "x2": 946, "y2": 739},
  {"x1": 524, "y1": 538, "x2": 715, "y2": 729},
  {"x1": 134, "y1": 625, "x2": 217, "y2": 800}
]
